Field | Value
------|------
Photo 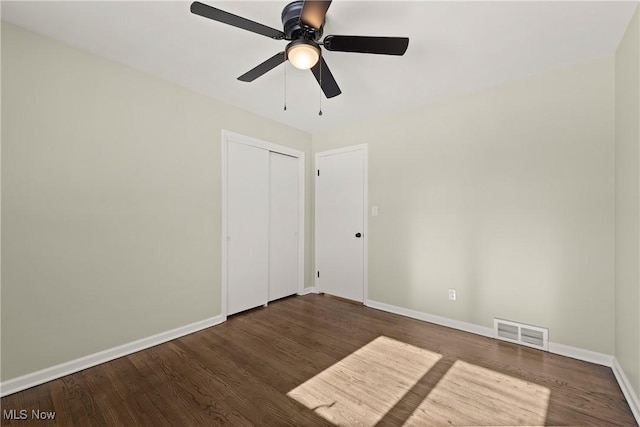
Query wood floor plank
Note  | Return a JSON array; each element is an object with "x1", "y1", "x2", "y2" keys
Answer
[{"x1": 1, "y1": 294, "x2": 637, "y2": 426}]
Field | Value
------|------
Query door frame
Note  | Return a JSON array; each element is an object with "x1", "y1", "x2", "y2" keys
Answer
[
  {"x1": 314, "y1": 144, "x2": 368, "y2": 303},
  {"x1": 221, "y1": 130, "x2": 305, "y2": 318}
]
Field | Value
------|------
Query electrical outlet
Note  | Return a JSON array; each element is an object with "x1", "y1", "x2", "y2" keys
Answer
[
  {"x1": 448, "y1": 289, "x2": 457, "y2": 301},
  {"x1": 371, "y1": 206, "x2": 379, "y2": 216}
]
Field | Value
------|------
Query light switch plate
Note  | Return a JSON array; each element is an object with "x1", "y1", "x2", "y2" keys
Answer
[{"x1": 371, "y1": 206, "x2": 379, "y2": 216}]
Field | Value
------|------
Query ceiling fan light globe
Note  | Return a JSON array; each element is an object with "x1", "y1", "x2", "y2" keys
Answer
[{"x1": 287, "y1": 43, "x2": 320, "y2": 70}]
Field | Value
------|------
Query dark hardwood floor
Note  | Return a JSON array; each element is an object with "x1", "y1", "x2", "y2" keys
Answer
[{"x1": 1, "y1": 294, "x2": 637, "y2": 426}]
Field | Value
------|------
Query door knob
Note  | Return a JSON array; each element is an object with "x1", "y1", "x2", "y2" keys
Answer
[{"x1": 355, "y1": 233, "x2": 362, "y2": 238}]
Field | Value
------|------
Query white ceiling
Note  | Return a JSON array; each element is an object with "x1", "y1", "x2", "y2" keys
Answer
[{"x1": 2, "y1": 1, "x2": 637, "y2": 134}]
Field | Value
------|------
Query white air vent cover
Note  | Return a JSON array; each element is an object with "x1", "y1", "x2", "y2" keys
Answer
[{"x1": 493, "y1": 318, "x2": 548, "y2": 351}]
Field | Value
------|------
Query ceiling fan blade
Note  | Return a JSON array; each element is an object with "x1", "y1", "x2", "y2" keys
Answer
[
  {"x1": 191, "y1": 2, "x2": 285, "y2": 40},
  {"x1": 238, "y1": 52, "x2": 286, "y2": 82},
  {"x1": 323, "y1": 35, "x2": 409, "y2": 55},
  {"x1": 310, "y1": 56, "x2": 341, "y2": 98},
  {"x1": 300, "y1": 0, "x2": 332, "y2": 30}
]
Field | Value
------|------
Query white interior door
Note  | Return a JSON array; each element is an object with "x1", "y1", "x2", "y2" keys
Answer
[
  {"x1": 316, "y1": 146, "x2": 366, "y2": 302},
  {"x1": 227, "y1": 142, "x2": 269, "y2": 315},
  {"x1": 269, "y1": 152, "x2": 299, "y2": 301}
]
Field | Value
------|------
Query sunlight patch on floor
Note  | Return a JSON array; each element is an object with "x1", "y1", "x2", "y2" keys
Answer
[
  {"x1": 287, "y1": 336, "x2": 441, "y2": 426},
  {"x1": 404, "y1": 360, "x2": 550, "y2": 426}
]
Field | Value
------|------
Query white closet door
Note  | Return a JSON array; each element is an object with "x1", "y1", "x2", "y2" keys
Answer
[
  {"x1": 227, "y1": 142, "x2": 269, "y2": 315},
  {"x1": 269, "y1": 152, "x2": 299, "y2": 301}
]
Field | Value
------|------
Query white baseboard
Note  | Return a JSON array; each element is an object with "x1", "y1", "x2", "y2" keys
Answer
[
  {"x1": 613, "y1": 358, "x2": 640, "y2": 424},
  {"x1": 299, "y1": 286, "x2": 318, "y2": 295},
  {"x1": 0, "y1": 314, "x2": 226, "y2": 397},
  {"x1": 365, "y1": 299, "x2": 494, "y2": 338},
  {"x1": 548, "y1": 341, "x2": 614, "y2": 367},
  {"x1": 365, "y1": 299, "x2": 615, "y2": 367}
]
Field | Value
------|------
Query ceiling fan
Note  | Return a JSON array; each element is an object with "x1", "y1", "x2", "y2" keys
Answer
[{"x1": 190, "y1": 1, "x2": 409, "y2": 98}]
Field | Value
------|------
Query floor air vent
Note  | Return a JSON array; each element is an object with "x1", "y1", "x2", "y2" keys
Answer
[{"x1": 493, "y1": 318, "x2": 549, "y2": 351}]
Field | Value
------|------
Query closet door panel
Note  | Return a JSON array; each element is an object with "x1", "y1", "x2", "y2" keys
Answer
[
  {"x1": 227, "y1": 142, "x2": 269, "y2": 315},
  {"x1": 269, "y1": 152, "x2": 299, "y2": 301}
]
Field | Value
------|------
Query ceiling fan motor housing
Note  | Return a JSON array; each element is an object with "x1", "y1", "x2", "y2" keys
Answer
[{"x1": 282, "y1": 0, "x2": 323, "y2": 40}]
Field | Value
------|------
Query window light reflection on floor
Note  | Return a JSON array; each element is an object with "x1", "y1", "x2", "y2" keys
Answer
[
  {"x1": 287, "y1": 336, "x2": 551, "y2": 427},
  {"x1": 287, "y1": 336, "x2": 442, "y2": 426},
  {"x1": 404, "y1": 360, "x2": 550, "y2": 426}
]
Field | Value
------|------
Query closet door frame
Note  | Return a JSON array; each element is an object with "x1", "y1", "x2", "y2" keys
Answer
[{"x1": 221, "y1": 130, "x2": 305, "y2": 319}]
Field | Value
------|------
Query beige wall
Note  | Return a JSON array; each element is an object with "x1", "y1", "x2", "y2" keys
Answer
[
  {"x1": 313, "y1": 58, "x2": 616, "y2": 354},
  {"x1": 615, "y1": 5, "x2": 640, "y2": 398},
  {"x1": 1, "y1": 23, "x2": 312, "y2": 380}
]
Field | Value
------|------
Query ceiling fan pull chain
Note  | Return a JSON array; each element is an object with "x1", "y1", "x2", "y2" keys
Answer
[
  {"x1": 318, "y1": 54, "x2": 323, "y2": 116},
  {"x1": 284, "y1": 59, "x2": 287, "y2": 111}
]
